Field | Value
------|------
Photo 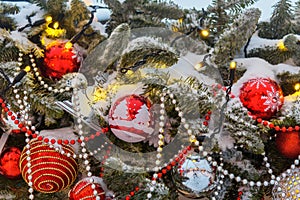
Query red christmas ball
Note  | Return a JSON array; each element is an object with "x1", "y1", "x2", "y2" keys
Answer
[
  {"x1": 0, "y1": 147, "x2": 21, "y2": 179},
  {"x1": 276, "y1": 131, "x2": 300, "y2": 159},
  {"x1": 42, "y1": 41, "x2": 82, "y2": 79},
  {"x1": 239, "y1": 78, "x2": 284, "y2": 119},
  {"x1": 19, "y1": 139, "x2": 78, "y2": 193},
  {"x1": 108, "y1": 94, "x2": 154, "y2": 143},
  {"x1": 69, "y1": 176, "x2": 106, "y2": 200}
]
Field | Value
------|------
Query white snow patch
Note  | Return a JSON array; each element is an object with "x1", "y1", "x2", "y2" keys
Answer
[
  {"x1": 91, "y1": 21, "x2": 107, "y2": 36},
  {"x1": 123, "y1": 37, "x2": 176, "y2": 55},
  {"x1": 247, "y1": 32, "x2": 279, "y2": 52},
  {"x1": 4, "y1": 2, "x2": 45, "y2": 29},
  {"x1": 141, "y1": 52, "x2": 221, "y2": 86}
]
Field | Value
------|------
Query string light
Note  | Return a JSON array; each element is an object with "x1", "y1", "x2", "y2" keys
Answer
[
  {"x1": 24, "y1": 66, "x2": 31, "y2": 72},
  {"x1": 178, "y1": 18, "x2": 184, "y2": 24},
  {"x1": 230, "y1": 61, "x2": 237, "y2": 70},
  {"x1": 200, "y1": 29, "x2": 210, "y2": 38},
  {"x1": 125, "y1": 70, "x2": 134, "y2": 75},
  {"x1": 45, "y1": 16, "x2": 53, "y2": 23},
  {"x1": 194, "y1": 62, "x2": 205, "y2": 71},
  {"x1": 93, "y1": 87, "x2": 107, "y2": 103},
  {"x1": 277, "y1": 40, "x2": 288, "y2": 51},
  {"x1": 52, "y1": 21, "x2": 59, "y2": 29},
  {"x1": 64, "y1": 41, "x2": 73, "y2": 49},
  {"x1": 229, "y1": 61, "x2": 236, "y2": 83},
  {"x1": 294, "y1": 83, "x2": 300, "y2": 91}
]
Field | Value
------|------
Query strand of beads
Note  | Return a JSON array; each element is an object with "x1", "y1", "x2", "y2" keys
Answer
[
  {"x1": 218, "y1": 154, "x2": 300, "y2": 192},
  {"x1": 73, "y1": 87, "x2": 101, "y2": 200},
  {"x1": 167, "y1": 87, "x2": 222, "y2": 198},
  {"x1": 146, "y1": 91, "x2": 168, "y2": 199},
  {"x1": 17, "y1": 51, "x2": 70, "y2": 94},
  {"x1": 145, "y1": 87, "x2": 215, "y2": 199},
  {"x1": 13, "y1": 88, "x2": 35, "y2": 200}
]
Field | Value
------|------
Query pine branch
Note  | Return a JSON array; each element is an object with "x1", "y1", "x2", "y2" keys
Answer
[
  {"x1": 208, "y1": 0, "x2": 258, "y2": 14},
  {"x1": 224, "y1": 102, "x2": 265, "y2": 154},
  {"x1": 212, "y1": 8, "x2": 261, "y2": 65},
  {"x1": 277, "y1": 71, "x2": 300, "y2": 96},
  {"x1": 0, "y1": 3, "x2": 20, "y2": 15},
  {"x1": 104, "y1": 0, "x2": 184, "y2": 35},
  {"x1": 31, "y1": 0, "x2": 68, "y2": 16},
  {"x1": 247, "y1": 46, "x2": 292, "y2": 65},
  {"x1": 0, "y1": 29, "x2": 44, "y2": 58},
  {"x1": 82, "y1": 23, "x2": 130, "y2": 79},
  {"x1": 118, "y1": 36, "x2": 178, "y2": 70},
  {"x1": 0, "y1": 39, "x2": 19, "y2": 63},
  {"x1": 0, "y1": 3, "x2": 20, "y2": 30},
  {"x1": 269, "y1": 0, "x2": 294, "y2": 39}
]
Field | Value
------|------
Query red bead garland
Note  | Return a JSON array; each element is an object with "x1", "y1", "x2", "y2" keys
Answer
[
  {"x1": 0, "y1": 97, "x2": 110, "y2": 146},
  {"x1": 250, "y1": 112, "x2": 300, "y2": 133},
  {"x1": 123, "y1": 145, "x2": 191, "y2": 199}
]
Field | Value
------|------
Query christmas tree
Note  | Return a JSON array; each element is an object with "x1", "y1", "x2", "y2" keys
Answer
[{"x1": 0, "y1": 0, "x2": 299, "y2": 200}]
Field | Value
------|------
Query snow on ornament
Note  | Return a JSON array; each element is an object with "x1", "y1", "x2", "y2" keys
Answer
[
  {"x1": 239, "y1": 78, "x2": 284, "y2": 119},
  {"x1": 175, "y1": 154, "x2": 217, "y2": 198},
  {"x1": 272, "y1": 167, "x2": 300, "y2": 200},
  {"x1": 41, "y1": 41, "x2": 82, "y2": 80},
  {"x1": 108, "y1": 94, "x2": 154, "y2": 143}
]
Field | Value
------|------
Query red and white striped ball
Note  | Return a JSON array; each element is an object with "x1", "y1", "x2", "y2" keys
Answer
[
  {"x1": 108, "y1": 94, "x2": 154, "y2": 143},
  {"x1": 19, "y1": 139, "x2": 78, "y2": 193},
  {"x1": 69, "y1": 176, "x2": 106, "y2": 200}
]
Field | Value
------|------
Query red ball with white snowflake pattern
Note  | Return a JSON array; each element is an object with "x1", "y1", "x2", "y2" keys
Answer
[
  {"x1": 239, "y1": 78, "x2": 284, "y2": 119},
  {"x1": 108, "y1": 94, "x2": 154, "y2": 143}
]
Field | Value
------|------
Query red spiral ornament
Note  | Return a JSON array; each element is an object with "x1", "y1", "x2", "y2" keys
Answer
[
  {"x1": 19, "y1": 139, "x2": 78, "y2": 193},
  {"x1": 69, "y1": 177, "x2": 106, "y2": 200}
]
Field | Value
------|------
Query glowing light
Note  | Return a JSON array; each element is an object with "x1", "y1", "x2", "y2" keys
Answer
[
  {"x1": 194, "y1": 62, "x2": 205, "y2": 71},
  {"x1": 64, "y1": 42, "x2": 73, "y2": 49},
  {"x1": 93, "y1": 87, "x2": 107, "y2": 103},
  {"x1": 154, "y1": 63, "x2": 168, "y2": 69},
  {"x1": 172, "y1": 26, "x2": 179, "y2": 32},
  {"x1": 178, "y1": 18, "x2": 183, "y2": 24},
  {"x1": 45, "y1": 16, "x2": 52, "y2": 23},
  {"x1": 24, "y1": 66, "x2": 31, "y2": 72},
  {"x1": 200, "y1": 29, "x2": 209, "y2": 38},
  {"x1": 294, "y1": 83, "x2": 300, "y2": 91},
  {"x1": 44, "y1": 27, "x2": 66, "y2": 38},
  {"x1": 230, "y1": 61, "x2": 237, "y2": 70},
  {"x1": 189, "y1": 138, "x2": 197, "y2": 143},
  {"x1": 277, "y1": 40, "x2": 288, "y2": 51},
  {"x1": 126, "y1": 70, "x2": 134, "y2": 75},
  {"x1": 53, "y1": 22, "x2": 59, "y2": 29}
]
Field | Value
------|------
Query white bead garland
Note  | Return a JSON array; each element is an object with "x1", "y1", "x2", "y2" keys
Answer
[
  {"x1": 73, "y1": 88, "x2": 100, "y2": 199},
  {"x1": 14, "y1": 87, "x2": 35, "y2": 199},
  {"x1": 17, "y1": 51, "x2": 71, "y2": 94}
]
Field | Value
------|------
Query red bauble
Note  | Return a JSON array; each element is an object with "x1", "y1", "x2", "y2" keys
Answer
[
  {"x1": 239, "y1": 78, "x2": 284, "y2": 119},
  {"x1": 0, "y1": 147, "x2": 21, "y2": 179},
  {"x1": 42, "y1": 41, "x2": 81, "y2": 79},
  {"x1": 19, "y1": 139, "x2": 78, "y2": 193},
  {"x1": 276, "y1": 131, "x2": 300, "y2": 159},
  {"x1": 108, "y1": 94, "x2": 154, "y2": 143},
  {"x1": 69, "y1": 176, "x2": 106, "y2": 200}
]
